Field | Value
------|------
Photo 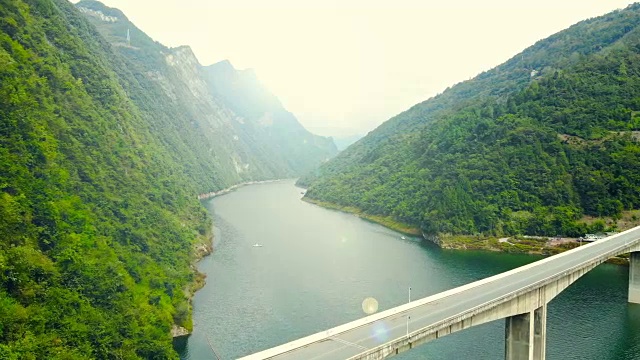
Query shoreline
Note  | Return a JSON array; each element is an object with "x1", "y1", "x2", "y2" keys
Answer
[
  {"x1": 178, "y1": 178, "x2": 294, "y2": 338},
  {"x1": 302, "y1": 197, "x2": 630, "y2": 265},
  {"x1": 302, "y1": 197, "x2": 422, "y2": 236},
  {"x1": 433, "y1": 233, "x2": 629, "y2": 265},
  {"x1": 197, "y1": 178, "x2": 292, "y2": 200},
  {"x1": 172, "y1": 231, "x2": 213, "y2": 339}
]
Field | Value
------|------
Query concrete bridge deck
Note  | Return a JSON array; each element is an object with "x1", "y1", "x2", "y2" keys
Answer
[{"x1": 238, "y1": 226, "x2": 640, "y2": 360}]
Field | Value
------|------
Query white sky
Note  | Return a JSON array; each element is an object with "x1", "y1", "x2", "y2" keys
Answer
[{"x1": 72, "y1": 0, "x2": 635, "y2": 137}]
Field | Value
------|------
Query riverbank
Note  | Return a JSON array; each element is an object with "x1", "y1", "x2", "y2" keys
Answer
[
  {"x1": 172, "y1": 232, "x2": 213, "y2": 339},
  {"x1": 436, "y1": 234, "x2": 629, "y2": 264},
  {"x1": 197, "y1": 179, "x2": 289, "y2": 200},
  {"x1": 188, "y1": 240, "x2": 213, "y2": 296},
  {"x1": 178, "y1": 179, "x2": 292, "y2": 338},
  {"x1": 302, "y1": 197, "x2": 422, "y2": 236},
  {"x1": 301, "y1": 197, "x2": 630, "y2": 265}
]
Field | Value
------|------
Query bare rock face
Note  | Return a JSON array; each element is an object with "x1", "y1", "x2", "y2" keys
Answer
[
  {"x1": 77, "y1": 7, "x2": 119, "y2": 23},
  {"x1": 171, "y1": 324, "x2": 190, "y2": 338},
  {"x1": 195, "y1": 243, "x2": 213, "y2": 259},
  {"x1": 165, "y1": 46, "x2": 211, "y2": 102}
]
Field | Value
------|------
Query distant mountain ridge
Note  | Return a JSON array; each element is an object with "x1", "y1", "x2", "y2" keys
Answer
[
  {"x1": 77, "y1": 0, "x2": 337, "y2": 184},
  {"x1": 204, "y1": 59, "x2": 337, "y2": 173},
  {"x1": 205, "y1": 59, "x2": 281, "y2": 119},
  {"x1": 332, "y1": 133, "x2": 364, "y2": 151},
  {"x1": 303, "y1": 4, "x2": 640, "y2": 238}
]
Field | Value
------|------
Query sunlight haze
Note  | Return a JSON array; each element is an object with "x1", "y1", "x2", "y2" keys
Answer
[{"x1": 71, "y1": 0, "x2": 635, "y2": 137}]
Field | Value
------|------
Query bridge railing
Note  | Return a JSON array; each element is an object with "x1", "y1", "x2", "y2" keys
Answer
[
  {"x1": 349, "y1": 226, "x2": 640, "y2": 358},
  {"x1": 240, "y1": 225, "x2": 640, "y2": 359}
]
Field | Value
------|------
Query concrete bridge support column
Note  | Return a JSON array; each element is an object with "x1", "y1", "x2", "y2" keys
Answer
[
  {"x1": 505, "y1": 305, "x2": 547, "y2": 360},
  {"x1": 630, "y1": 252, "x2": 640, "y2": 304}
]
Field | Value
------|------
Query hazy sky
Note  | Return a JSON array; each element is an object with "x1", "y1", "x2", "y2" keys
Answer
[{"x1": 73, "y1": 0, "x2": 635, "y2": 137}]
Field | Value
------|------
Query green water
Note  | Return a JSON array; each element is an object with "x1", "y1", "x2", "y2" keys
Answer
[{"x1": 178, "y1": 180, "x2": 640, "y2": 359}]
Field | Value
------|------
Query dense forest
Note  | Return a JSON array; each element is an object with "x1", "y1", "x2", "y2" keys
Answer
[
  {"x1": 303, "y1": 4, "x2": 640, "y2": 238},
  {"x1": 0, "y1": 0, "x2": 334, "y2": 358}
]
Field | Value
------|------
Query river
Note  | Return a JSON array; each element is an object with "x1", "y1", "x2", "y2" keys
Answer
[{"x1": 177, "y1": 180, "x2": 640, "y2": 359}]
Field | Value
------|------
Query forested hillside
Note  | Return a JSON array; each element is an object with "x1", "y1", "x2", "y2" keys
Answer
[
  {"x1": 303, "y1": 4, "x2": 640, "y2": 238},
  {"x1": 205, "y1": 60, "x2": 337, "y2": 174},
  {"x1": 77, "y1": 0, "x2": 337, "y2": 186},
  {"x1": 0, "y1": 0, "x2": 333, "y2": 358}
]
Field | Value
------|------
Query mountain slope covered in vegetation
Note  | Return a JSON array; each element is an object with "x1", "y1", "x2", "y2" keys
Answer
[
  {"x1": 0, "y1": 0, "x2": 334, "y2": 358},
  {"x1": 204, "y1": 60, "x2": 337, "y2": 174},
  {"x1": 77, "y1": 0, "x2": 337, "y2": 186},
  {"x1": 303, "y1": 4, "x2": 640, "y2": 238}
]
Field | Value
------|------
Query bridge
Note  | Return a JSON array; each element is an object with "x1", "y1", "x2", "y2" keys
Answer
[{"x1": 238, "y1": 226, "x2": 640, "y2": 360}]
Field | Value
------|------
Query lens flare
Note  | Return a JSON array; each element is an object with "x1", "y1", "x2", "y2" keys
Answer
[
  {"x1": 372, "y1": 321, "x2": 390, "y2": 343},
  {"x1": 362, "y1": 297, "x2": 379, "y2": 315}
]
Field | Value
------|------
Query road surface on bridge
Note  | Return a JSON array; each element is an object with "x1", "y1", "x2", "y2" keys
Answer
[{"x1": 239, "y1": 227, "x2": 640, "y2": 360}]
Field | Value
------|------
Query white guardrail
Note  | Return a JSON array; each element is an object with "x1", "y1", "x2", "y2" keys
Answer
[{"x1": 239, "y1": 225, "x2": 640, "y2": 360}]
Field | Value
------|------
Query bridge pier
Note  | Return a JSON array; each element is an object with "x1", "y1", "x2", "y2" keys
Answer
[
  {"x1": 630, "y1": 252, "x2": 640, "y2": 304},
  {"x1": 505, "y1": 305, "x2": 546, "y2": 360}
]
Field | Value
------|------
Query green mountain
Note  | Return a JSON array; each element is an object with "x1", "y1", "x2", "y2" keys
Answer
[
  {"x1": 204, "y1": 60, "x2": 337, "y2": 174},
  {"x1": 0, "y1": 0, "x2": 334, "y2": 358},
  {"x1": 302, "y1": 4, "x2": 640, "y2": 238},
  {"x1": 77, "y1": 0, "x2": 337, "y2": 184},
  {"x1": 332, "y1": 133, "x2": 364, "y2": 151}
]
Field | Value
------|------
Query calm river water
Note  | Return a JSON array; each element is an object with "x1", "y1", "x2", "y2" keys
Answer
[{"x1": 177, "y1": 180, "x2": 640, "y2": 359}]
